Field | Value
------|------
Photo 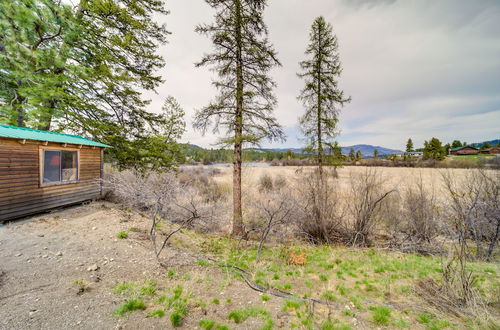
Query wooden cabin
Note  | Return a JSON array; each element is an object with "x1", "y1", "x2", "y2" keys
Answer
[
  {"x1": 450, "y1": 146, "x2": 479, "y2": 155},
  {"x1": 0, "y1": 124, "x2": 110, "y2": 222}
]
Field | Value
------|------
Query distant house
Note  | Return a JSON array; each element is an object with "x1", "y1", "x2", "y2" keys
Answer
[
  {"x1": 481, "y1": 147, "x2": 500, "y2": 155},
  {"x1": 408, "y1": 151, "x2": 423, "y2": 157},
  {"x1": 450, "y1": 146, "x2": 479, "y2": 155},
  {"x1": 0, "y1": 124, "x2": 111, "y2": 222}
]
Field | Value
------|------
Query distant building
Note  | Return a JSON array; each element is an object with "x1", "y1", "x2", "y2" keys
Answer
[
  {"x1": 450, "y1": 146, "x2": 479, "y2": 155},
  {"x1": 481, "y1": 147, "x2": 500, "y2": 155},
  {"x1": 408, "y1": 151, "x2": 423, "y2": 157}
]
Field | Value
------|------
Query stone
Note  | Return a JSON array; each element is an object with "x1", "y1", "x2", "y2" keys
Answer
[
  {"x1": 87, "y1": 264, "x2": 99, "y2": 272},
  {"x1": 56, "y1": 251, "x2": 63, "y2": 256},
  {"x1": 15, "y1": 253, "x2": 22, "y2": 257}
]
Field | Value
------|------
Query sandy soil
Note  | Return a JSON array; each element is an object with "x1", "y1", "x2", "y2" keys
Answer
[{"x1": 0, "y1": 203, "x2": 293, "y2": 330}]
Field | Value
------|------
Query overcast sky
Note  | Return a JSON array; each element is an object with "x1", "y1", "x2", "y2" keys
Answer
[{"x1": 144, "y1": 0, "x2": 500, "y2": 150}]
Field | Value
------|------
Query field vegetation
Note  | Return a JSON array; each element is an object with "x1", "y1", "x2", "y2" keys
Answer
[{"x1": 104, "y1": 165, "x2": 500, "y2": 328}]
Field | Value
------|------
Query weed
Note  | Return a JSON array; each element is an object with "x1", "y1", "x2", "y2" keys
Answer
[
  {"x1": 321, "y1": 291, "x2": 339, "y2": 302},
  {"x1": 225, "y1": 298, "x2": 232, "y2": 303},
  {"x1": 262, "y1": 295, "x2": 270, "y2": 302},
  {"x1": 319, "y1": 273, "x2": 329, "y2": 281},
  {"x1": 129, "y1": 227, "x2": 138, "y2": 232},
  {"x1": 148, "y1": 309, "x2": 165, "y2": 318},
  {"x1": 139, "y1": 280, "x2": 157, "y2": 296},
  {"x1": 370, "y1": 306, "x2": 392, "y2": 325},
  {"x1": 116, "y1": 232, "x2": 128, "y2": 239},
  {"x1": 170, "y1": 311, "x2": 183, "y2": 327},
  {"x1": 199, "y1": 319, "x2": 216, "y2": 329},
  {"x1": 336, "y1": 283, "x2": 349, "y2": 296},
  {"x1": 113, "y1": 299, "x2": 146, "y2": 316},
  {"x1": 211, "y1": 298, "x2": 220, "y2": 305},
  {"x1": 113, "y1": 282, "x2": 135, "y2": 295},
  {"x1": 166, "y1": 270, "x2": 175, "y2": 278},
  {"x1": 283, "y1": 299, "x2": 303, "y2": 311},
  {"x1": 197, "y1": 259, "x2": 210, "y2": 267},
  {"x1": 228, "y1": 307, "x2": 273, "y2": 329},
  {"x1": 72, "y1": 279, "x2": 90, "y2": 294},
  {"x1": 417, "y1": 312, "x2": 435, "y2": 324}
]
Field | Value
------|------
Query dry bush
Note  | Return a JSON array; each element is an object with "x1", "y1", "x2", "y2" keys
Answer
[
  {"x1": 390, "y1": 175, "x2": 441, "y2": 248},
  {"x1": 104, "y1": 170, "x2": 225, "y2": 262},
  {"x1": 248, "y1": 187, "x2": 296, "y2": 262},
  {"x1": 441, "y1": 169, "x2": 500, "y2": 260},
  {"x1": 293, "y1": 170, "x2": 347, "y2": 244},
  {"x1": 257, "y1": 173, "x2": 287, "y2": 193},
  {"x1": 346, "y1": 168, "x2": 396, "y2": 246}
]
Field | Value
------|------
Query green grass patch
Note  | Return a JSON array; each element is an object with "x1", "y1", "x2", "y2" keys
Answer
[
  {"x1": 228, "y1": 307, "x2": 273, "y2": 330},
  {"x1": 116, "y1": 232, "x2": 128, "y2": 239},
  {"x1": 370, "y1": 306, "x2": 392, "y2": 325},
  {"x1": 113, "y1": 299, "x2": 146, "y2": 316}
]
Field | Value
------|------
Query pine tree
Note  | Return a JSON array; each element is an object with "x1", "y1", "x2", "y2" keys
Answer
[
  {"x1": 0, "y1": 0, "x2": 178, "y2": 170},
  {"x1": 451, "y1": 140, "x2": 462, "y2": 149},
  {"x1": 349, "y1": 148, "x2": 355, "y2": 161},
  {"x1": 373, "y1": 149, "x2": 379, "y2": 159},
  {"x1": 423, "y1": 137, "x2": 446, "y2": 160},
  {"x1": 194, "y1": 0, "x2": 283, "y2": 236},
  {"x1": 298, "y1": 16, "x2": 350, "y2": 180},
  {"x1": 406, "y1": 138, "x2": 414, "y2": 152},
  {"x1": 356, "y1": 150, "x2": 362, "y2": 161}
]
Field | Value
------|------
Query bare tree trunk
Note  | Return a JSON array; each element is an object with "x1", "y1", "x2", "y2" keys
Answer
[{"x1": 232, "y1": 0, "x2": 244, "y2": 237}]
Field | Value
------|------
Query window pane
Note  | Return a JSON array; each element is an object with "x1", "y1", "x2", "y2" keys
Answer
[
  {"x1": 43, "y1": 150, "x2": 61, "y2": 183},
  {"x1": 61, "y1": 151, "x2": 78, "y2": 181}
]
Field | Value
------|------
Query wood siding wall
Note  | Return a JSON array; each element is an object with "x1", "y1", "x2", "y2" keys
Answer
[{"x1": 0, "y1": 138, "x2": 103, "y2": 222}]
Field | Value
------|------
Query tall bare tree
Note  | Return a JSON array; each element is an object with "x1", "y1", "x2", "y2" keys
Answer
[
  {"x1": 194, "y1": 0, "x2": 283, "y2": 236},
  {"x1": 298, "y1": 16, "x2": 350, "y2": 180}
]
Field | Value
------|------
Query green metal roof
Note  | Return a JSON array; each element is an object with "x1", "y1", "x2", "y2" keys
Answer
[
  {"x1": 451, "y1": 145, "x2": 478, "y2": 152},
  {"x1": 0, "y1": 124, "x2": 111, "y2": 148}
]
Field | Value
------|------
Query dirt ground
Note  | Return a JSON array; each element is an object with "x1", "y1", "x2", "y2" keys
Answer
[{"x1": 0, "y1": 202, "x2": 292, "y2": 330}]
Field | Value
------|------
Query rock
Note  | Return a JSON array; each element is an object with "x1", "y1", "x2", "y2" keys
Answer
[
  {"x1": 43, "y1": 247, "x2": 48, "y2": 250},
  {"x1": 56, "y1": 251, "x2": 63, "y2": 256},
  {"x1": 92, "y1": 227, "x2": 97, "y2": 230},
  {"x1": 15, "y1": 253, "x2": 22, "y2": 257},
  {"x1": 37, "y1": 234, "x2": 45, "y2": 237},
  {"x1": 42, "y1": 255, "x2": 48, "y2": 258},
  {"x1": 87, "y1": 264, "x2": 99, "y2": 272}
]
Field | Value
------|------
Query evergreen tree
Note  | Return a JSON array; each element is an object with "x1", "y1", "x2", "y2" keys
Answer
[
  {"x1": 355, "y1": 150, "x2": 362, "y2": 161},
  {"x1": 423, "y1": 137, "x2": 446, "y2": 160},
  {"x1": 406, "y1": 138, "x2": 414, "y2": 152},
  {"x1": 0, "y1": 0, "x2": 177, "y2": 170},
  {"x1": 444, "y1": 143, "x2": 451, "y2": 155},
  {"x1": 194, "y1": 0, "x2": 283, "y2": 236},
  {"x1": 298, "y1": 16, "x2": 350, "y2": 180},
  {"x1": 373, "y1": 149, "x2": 379, "y2": 159},
  {"x1": 451, "y1": 140, "x2": 463, "y2": 149},
  {"x1": 349, "y1": 147, "x2": 355, "y2": 161},
  {"x1": 480, "y1": 142, "x2": 491, "y2": 150}
]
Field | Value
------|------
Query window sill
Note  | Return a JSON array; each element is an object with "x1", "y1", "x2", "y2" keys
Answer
[{"x1": 40, "y1": 180, "x2": 80, "y2": 187}]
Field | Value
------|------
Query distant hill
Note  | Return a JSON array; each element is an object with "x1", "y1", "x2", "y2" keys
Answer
[
  {"x1": 250, "y1": 144, "x2": 403, "y2": 158},
  {"x1": 340, "y1": 144, "x2": 403, "y2": 158},
  {"x1": 471, "y1": 139, "x2": 500, "y2": 148}
]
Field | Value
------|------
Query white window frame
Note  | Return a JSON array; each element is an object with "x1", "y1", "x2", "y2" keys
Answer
[{"x1": 39, "y1": 147, "x2": 80, "y2": 187}]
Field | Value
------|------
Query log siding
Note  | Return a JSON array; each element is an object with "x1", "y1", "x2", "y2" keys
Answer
[{"x1": 0, "y1": 137, "x2": 104, "y2": 222}]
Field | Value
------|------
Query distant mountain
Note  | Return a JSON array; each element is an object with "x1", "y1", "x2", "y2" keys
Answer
[
  {"x1": 250, "y1": 144, "x2": 403, "y2": 158},
  {"x1": 471, "y1": 139, "x2": 500, "y2": 148},
  {"x1": 340, "y1": 145, "x2": 403, "y2": 158}
]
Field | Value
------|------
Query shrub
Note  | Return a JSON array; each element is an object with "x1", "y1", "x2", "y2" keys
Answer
[
  {"x1": 113, "y1": 299, "x2": 146, "y2": 316},
  {"x1": 370, "y1": 306, "x2": 392, "y2": 325},
  {"x1": 116, "y1": 232, "x2": 128, "y2": 239}
]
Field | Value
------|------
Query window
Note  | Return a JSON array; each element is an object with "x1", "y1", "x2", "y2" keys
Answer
[{"x1": 42, "y1": 150, "x2": 78, "y2": 184}]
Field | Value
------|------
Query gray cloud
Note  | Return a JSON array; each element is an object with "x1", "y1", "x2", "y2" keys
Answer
[{"x1": 146, "y1": 0, "x2": 500, "y2": 149}]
